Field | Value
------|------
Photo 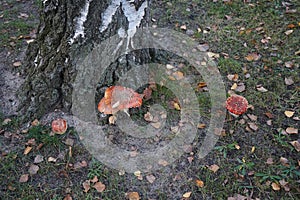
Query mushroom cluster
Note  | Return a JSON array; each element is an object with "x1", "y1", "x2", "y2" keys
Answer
[
  {"x1": 225, "y1": 95, "x2": 248, "y2": 117},
  {"x1": 98, "y1": 86, "x2": 143, "y2": 115}
]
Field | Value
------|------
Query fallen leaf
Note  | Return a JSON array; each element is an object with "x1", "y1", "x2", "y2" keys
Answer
[
  {"x1": 271, "y1": 182, "x2": 280, "y2": 191},
  {"x1": 245, "y1": 52, "x2": 260, "y2": 61},
  {"x1": 290, "y1": 140, "x2": 300, "y2": 152},
  {"x1": 197, "y1": 123, "x2": 206, "y2": 129},
  {"x1": 48, "y1": 156, "x2": 57, "y2": 162},
  {"x1": 286, "y1": 127, "x2": 298, "y2": 134},
  {"x1": 197, "y1": 43, "x2": 209, "y2": 51},
  {"x1": 280, "y1": 157, "x2": 289, "y2": 166},
  {"x1": 126, "y1": 191, "x2": 140, "y2": 200},
  {"x1": 256, "y1": 85, "x2": 268, "y2": 92},
  {"x1": 171, "y1": 126, "x2": 179, "y2": 133},
  {"x1": 24, "y1": 146, "x2": 33, "y2": 155},
  {"x1": 166, "y1": 64, "x2": 175, "y2": 69},
  {"x1": 13, "y1": 61, "x2": 22, "y2": 67},
  {"x1": 19, "y1": 174, "x2": 29, "y2": 183},
  {"x1": 207, "y1": 52, "x2": 220, "y2": 58},
  {"x1": 180, "y1": 24, "x2": 187, "y2": 30},
  {"x1": 231, "y1": 83, "x2": 238, "y2": 90},
  {"x1": 64, "y1": 138, "x2": 74, "y2": 146},
  {"x1": 34, "y1": 155, "x2": 44, "y2": 164},
  {"x1": 265, "y1": 112, "x2": 273, "y2": 118},
  {"x1": 146, "y1": 174, "x2": 156, "y2": 183},
  {"x1": 227, "y1": 74, "x2": 239, "y2": 81},
  {"x1": 266, "y1": 158, "x2": 274, "y2": 165},
  {"x1": 251, "y1": 146, "x2": 255, "y2": 153},
  {"x1": 207, "y1": 164, "x2": 220, "y2": 173},
  {"x1": 173, "y1": 71, "x2": 184, "y2": 80},
  {"x1": 197, "y1": 82, "x2": 207, "y2": 89},
  {"x1": 195, "y1": 179, "x2": 204, "y2": 188},
  {"x1": 31, "y1": 119, "x2": 39, "y2": 126},
  {"x1": 285, "y1": 61, "x2": 294, "y2": 68},
  {"x1": 134, "y1": 171, "x2": 141, "y2": 177},
  {"x1": 151, "y1": 122, "x2": 161, "y2": 129},
  {"x1": 63, "y1": 194, "x2": 72, "y2": 200},
  {"x1": 235, "y1": 83, "x2": 246, "y2": 92},
  {"x1": 248, "y1": 122, "x2": 258, "y2": 131},
  {"x1": 235, "y1": 144, "x2": 240, "y2": 150},
  {"x1": 82, "y1": 180, "x2": 90, "y2": 193},
  {"x1": 143, "y1": 87, "x2": 152, "y2": 100},
  {"x1": 284, "y1": 111, "x2": 295, "y2": 118},
  {"x1": 284, "y1": 77, "x2": 294, "y2": 85},
  {"x1": 173, "y1": 102, "x2": 181, "y2": 110},
  {"x1": 93, "y1": 182, "x2": 105, "y2": 193},
  {"x1": 247, "y1": 114, "x2": 257, "y2": 121},
  {"x1": 90, "y1": 176, "x2": 98, "y2": 183},
  {"x1": 284, "y1": 30, "x2": 293, "y2": 35},
  {"x1": 144, "y1": 112, "x2": 153, "y2": 122},
  {"x1": 109, "y1": 115, "x2": 116, "y2": 124},
  {"x1": 158, "y1": 159, "x2": 169, "y2": 166},
  {"x1": 183, "y1": 192, "x2": 192, "y2": 198},
  {"x1": 28, "y1": 164, "x2": 39, "y2": 175}
]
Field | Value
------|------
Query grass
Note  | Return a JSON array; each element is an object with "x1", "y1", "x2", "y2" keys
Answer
[{"x1": 1, "y1": 0, "x2": 300, "y2": 199}]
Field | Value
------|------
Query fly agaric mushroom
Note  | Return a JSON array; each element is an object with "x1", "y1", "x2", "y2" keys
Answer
[
  {"x1": 51, "y1": 118, "x2": 67, "y2": 134},
  {"x1": 225, "y1": 95, "x2": 248, "y2": 117},
  {"x1": 98, "y1": 86, "x2": 143, "y2": 116}
]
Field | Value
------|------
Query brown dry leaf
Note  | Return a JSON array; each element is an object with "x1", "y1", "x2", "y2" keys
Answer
[
  {"x1": 280, "y1": 157, "x2": 289, "y2": 166},
  {"x1": 90, "y1": 176, "x2": 98, "y2": 183},
  {"x1": 285, "y1": 61, "x2": 294, "y2": 68},
  {"x1": 284, "y1": 111, "x2": 295, "y2": 118},
  {"x1": 93, "y1": 182, "x2": 106, "y2": 193},
  {"x1": 158, "y1": 159, "x2": 169, "y2": 166},
  {"x1": 197, "y1": 123, "x2": 206, "y2": 129},
  {"x1": 48, "y1": 156, "x2": 57, "y2": 162},
  {"x1": 195, "y1": 179, "x2": 204, "y2": 188},
  {"x1": 13, "y1": 61, "x2": 22, "y2": 67},
  {"x1": 183, "y1": 191, "x2": 192, "y2": 198},
  {"x1": 197, "y1": 82, "x2": 207, "y2": 89},
  {"x1": 247, "y1": 114, "x2": 257, "y2": 121},
  {"x1": 126, "y1": 191, "x2": 140, "y2": 200},
  {"x1": 143, "y1": 87, "x2": 152, "y2": 100},
  {"x1": 173, "y1": 71, "x2": 184, "y2": 80},
  {"x1": 271, "y1": 182, "x2": 280, "y2": 191},
  {"x1": 245, "y1": 52, "x2": 260, "y2": 61},
  {"x1": 63, "y1": 194, "x2": 72, "y2": 200},
  {"x1": 231, "y1": 83, "x2": 237, "y2": 90},
  {"x1": 24, "y1": 146, "x2": 33, "y2": 155},
  {"x1": 74, "y1": 160, "x2": 88, "y2": 169},
  {"x1": 207, "y1": 164, "x2": 220, "y2": 173},
  {"x1": 290, "y1": 140, "x2": 300, "y2": 152},
  {"x1": 207, "y1": 52, "x2": 220, "y2": 58},
  {"x1": 31, "y1": 119, "x2": 39, "y2": 126},
  {"x1": 197, "y1": 43, "x2": 209, "y2": 52},
  {"x1": 173, "y1": 102, "x2": 181, "y2": 110},
  {"x1": 144, "y1": 112, "x2": 153, "y2": 122},
  {"x1": 19, "y1": 174, "x2": 29, "y2": 183},
  {"x1": 146, "y1": 174, "x2": 156, "y2": 183},
  {"x1": 235, "y1": 83, "x2": 246, "y2": 92},
  {"x1": 265, "y1": 112, "x2": 273, "y2": 118},
  {"x1": 34, "y1": 155, "x2": 44, "y2": 164},
  {"x1": 248, "y1": 122, "x2": 258, "y2": 131},
  {"x1": 168, "y1": 75, "x2": 176, "y2": 81},
  {"x1": 286, "y1": 127, "x2": 298, "y2": 134},
  {"x1": 284, "y1": 77, "x2": 294, "y2": 85},
  {"x1": 279, "y1": 179, "x2": 290, "y2": 191},
  {"x1": 266, "y1": 158, "x2": 274, "y2": 165},
  {"x1": 227, "y1": 74, "x2": 239, "y2": 81},
  {"x1": 150, "y1": 122, "x2": 161, "y2": 129},
  {"x1": 28, "y1": 164, "x2": 39, "y2": 175},
  {"x1": 82, "y1": 180, "x2": 90, "y2": 193}
]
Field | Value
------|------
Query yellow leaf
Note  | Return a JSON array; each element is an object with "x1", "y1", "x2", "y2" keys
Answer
[
  {"x1": 231, "y1": 83, "x2": 238, "y2": 90},
  {"x1": 173, "y1": 102, "x2": 181, "y2": 110},
  {"x1": 245, "y1": 52, "x2": 260, "y2": 61},
  {"x1": 195, "y1": 179, "x2": 204, "y2": 188},
  {"x1": 182, "y1": 192, "x2": 192, "y2": 198},
  {"x1": 134, "y1": 171, "x2": 141, "y2": 177},
  {"x1": 284, "y1": 111, "x2": 294, "y2": 118},
  {"x1": 24, "y1": 146, "x2": 32, "y2": 155},
  {"x1": 197, "y1": 123, "x2": 206, "y2": 129},
  {"x1": 235, "y1": 144, "x2": 240, "y2": 150},
  {"x1": 173, "y1": 71, "x2": 184, "y2": 80},
  {"x1": 251, "y1": 146, "x2": 255, "y2": 153}
]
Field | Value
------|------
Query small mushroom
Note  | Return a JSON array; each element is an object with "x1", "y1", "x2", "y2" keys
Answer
[
  {"x1": 225, "y1": 95, "x2": 248, "y2": 117},
  {"x1": 98, "y1": 86, "x2": 143, "y2": 116},
  {"x1": 51, "y1": 118, "x2": 67, "y2": 134}
]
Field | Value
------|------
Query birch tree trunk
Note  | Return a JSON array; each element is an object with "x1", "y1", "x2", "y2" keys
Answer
[{"x1": 18, "y1": 0, "x2": 150, "y2": 121}]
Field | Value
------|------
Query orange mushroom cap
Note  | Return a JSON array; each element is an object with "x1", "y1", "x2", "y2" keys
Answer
[
  {"x1": 98, "y1": 86, "x2": 143, "y2": 115},
  {"x1": 51, "y1": 118, "x2": 67, "y2": 134},
  {"x1": 225, "y1": 95, "x2": 248, "y2": 115}
]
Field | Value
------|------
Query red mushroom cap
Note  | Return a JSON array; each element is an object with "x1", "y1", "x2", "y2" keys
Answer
[
  {"x1": 98, "y1": 86, "x2": 143, "y2": 115},
  {"x1": 225, "y1": 95, "x2": 248, "y2": 115},
  {"x1": 51, "y1": 118, "x2": 67, "y2": 134}
]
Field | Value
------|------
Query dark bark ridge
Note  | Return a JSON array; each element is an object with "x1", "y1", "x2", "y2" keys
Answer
[{"x1": 18, "y1": 0, "x2": 149, "y2": 121}]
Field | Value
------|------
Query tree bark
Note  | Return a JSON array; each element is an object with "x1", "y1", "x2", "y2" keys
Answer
[{"x1": 18, "y1": 0, "x2": 150, "y2": 121}]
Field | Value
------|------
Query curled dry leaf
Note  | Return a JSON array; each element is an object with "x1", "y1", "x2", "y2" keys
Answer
[
  {"x1": 34, "y1": 155, "x2": 44, "y2": 164},
  {"x1": 290, "y1": 140, "x2": 300, "y2": 152},
  {"x1": 280, "y1": 157, "x2": 289, "y2": 166},
  {"x1": 286, "y1": 127, "x2": 298, "y2": 134},
  {"x1": 245, "y1": 52, "x2": 260, "y2": 61},
  {"x1": 90, "y1": 176, "x2": 98, "y2": 183},
  {"x1": 284, "y1": 77, "x2": 294, "y2": 85},
  {"x1": 256, "y1": 85, "x2": 268, "y2": 92},
  {"x1": 227, "y1": 74, "x2": 239, "y2": 81},
  {"x1": 266, "y1": 158, "x2": 274, "y2": 165},
  {"x1": 93, "y1": 182, "x2": 106, "y2": 193},
  {"x1": 248, "y1": 122, "x2": 258, "y2": 131},
  {"x1": 126, "y1": 191, "x2": 140, "y2": 200},
  {"x1": 24, "y1": 146, "x2": 32, "y2": 155},
  {"x1": 19, "y1": 174, "x2": 29, "y2": 183}
]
